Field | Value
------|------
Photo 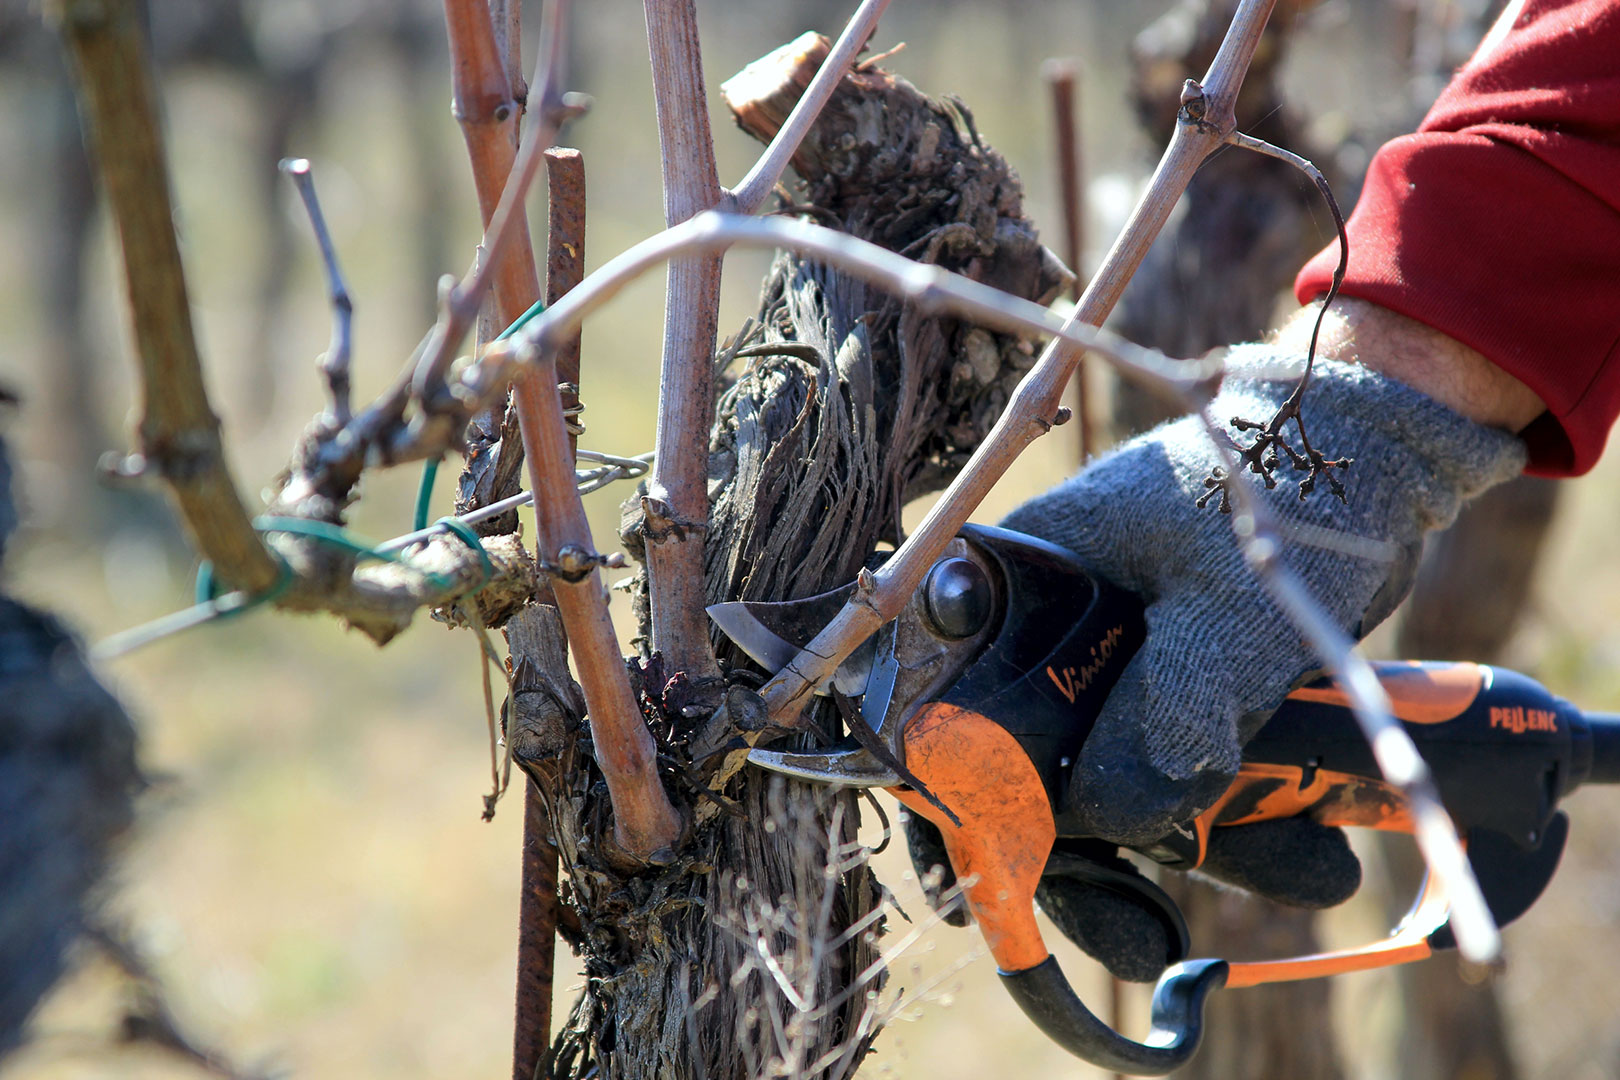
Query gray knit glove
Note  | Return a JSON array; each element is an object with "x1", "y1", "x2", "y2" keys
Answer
[{"x1": 1002, "y1": 344, "x2": 1526, "y2": 848}]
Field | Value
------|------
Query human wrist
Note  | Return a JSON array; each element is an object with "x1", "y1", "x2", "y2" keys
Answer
[{"x1": 1273, "y1": 298, "x2": 1546, "y2": 433}]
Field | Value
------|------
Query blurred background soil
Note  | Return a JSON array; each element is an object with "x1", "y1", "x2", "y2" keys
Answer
[{"x1": 0, "y1": 0, "x2": 1617, "y2": 1076}]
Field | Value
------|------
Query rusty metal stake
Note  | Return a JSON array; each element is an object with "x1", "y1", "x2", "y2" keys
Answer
[
  {"x1": 514, "y1": 778, "x2": 560, "y2": 1080},
  {"x1": 1044, "y1": 58, "x2": 1097, "y2": 462},
  {"x1": 511, "y1": 145, "x2": 588, "y2": 1080},
  {"x1": 1046, "y1": 57, "x2": 1123, "y2": 1070}
]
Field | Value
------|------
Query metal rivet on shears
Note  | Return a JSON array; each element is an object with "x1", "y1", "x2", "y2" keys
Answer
[{"x1": 922, "y1": 557, "x2": 993, "y2": 640}]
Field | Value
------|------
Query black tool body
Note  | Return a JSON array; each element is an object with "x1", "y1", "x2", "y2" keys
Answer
[
  {"x1": 938, "y1": 525, "x2": 1146, "y2": 806},
  {"x1": 944, "y1": 528, "x2": 1620, "y2": 919},
  {"x1": 918, "y1": 531, "x2": 1620, "y2": 1069},
  {"x1": 1196, "y1": 662, "x2": 1620, "y2": 942},
  {"x1": 720, "y1": 526, "x2": 1620, "y2": 1073}
]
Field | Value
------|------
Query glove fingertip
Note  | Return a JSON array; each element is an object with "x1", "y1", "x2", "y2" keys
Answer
[
  {"x1": 1036, "y1": 874, "x2": 1177, "y2": 984},
  {"x1": 1199, "y1": 818, "x2": 1362, "y2": 909}
]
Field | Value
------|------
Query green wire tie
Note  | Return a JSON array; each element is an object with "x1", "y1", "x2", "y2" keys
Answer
[
  {"x1": 414, "y1": 298, "x2": 548, "y2": 531},
  {"x1": 113, "y1": 288, "x2": 550, "y2": 664},
  {"x1": 254, "y1": 515, "x2": 405, "y2": 564},
  {"x1": 129, "y1": 515, "x2": 467, "y2": 662},
  {"x1": 195, "y1": 515, "x2": 419, "y2": 609},
  {"x1": 414, "y1": 458, "x2": 440, "y2": 532},
  {"x1": 497, "y1": 299, "x2": 548, "y2": 343},
  {"x1": 97, "y1": 549, "x2": 294, "y2": 662},
  {"x1": 435, "y1": 515, "x2": 495, "y2": 589}
]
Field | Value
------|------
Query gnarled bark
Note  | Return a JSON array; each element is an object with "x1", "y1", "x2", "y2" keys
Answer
[{"x1": 532, "y1": 41, "x2": 1062, "y2": 1080}]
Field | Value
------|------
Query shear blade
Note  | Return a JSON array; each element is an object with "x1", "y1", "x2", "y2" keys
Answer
[
  {"x1": 707, "y1": 594, "x2": 874, "y2": 697},
  {"x1": 747, "y1": 740, "x2": 901, "y2": 788}
]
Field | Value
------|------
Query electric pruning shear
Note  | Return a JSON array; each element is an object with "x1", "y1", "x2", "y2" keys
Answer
[{"x1": 707, "y1": 524, "x2": 1620, "y2": 1075}]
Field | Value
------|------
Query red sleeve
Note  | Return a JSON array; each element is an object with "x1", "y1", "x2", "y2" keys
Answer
[{"x1": 1295, "y1": 0, "x2": 1620, "y2": 476}]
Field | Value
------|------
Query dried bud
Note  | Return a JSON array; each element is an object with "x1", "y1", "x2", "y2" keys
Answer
[
  {"x1": 1179, "y1": 79, "x2": 1207, "y2": 121},
  {"x1": 555, "y1": 545, "x2": 596, "y2": 578}
]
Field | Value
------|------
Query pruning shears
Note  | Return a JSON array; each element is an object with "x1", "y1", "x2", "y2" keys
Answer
[{"x1": 708, "y1": 524, "x2": 1620, "y2": 1075}]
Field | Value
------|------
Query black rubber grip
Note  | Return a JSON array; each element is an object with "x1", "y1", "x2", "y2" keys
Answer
[{"x1": 999, "y1": 955, "x2": 1228, "y2": 1074}]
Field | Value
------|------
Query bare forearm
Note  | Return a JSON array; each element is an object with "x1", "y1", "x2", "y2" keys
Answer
[{"x1": 1275, "y1": 299, "x2": 1546, "y2": 434}]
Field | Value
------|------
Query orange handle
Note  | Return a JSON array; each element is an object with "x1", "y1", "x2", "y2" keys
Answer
[
  {"x1": 897, "y1": 702, "x2": 1226, "y2": 1075},
  {"x1": 890, "y1": 702, "x2": 1056, "y2": 972},
  {"x1": 1221, "y1": 862, "x2": 1448, "y2": 988}
]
